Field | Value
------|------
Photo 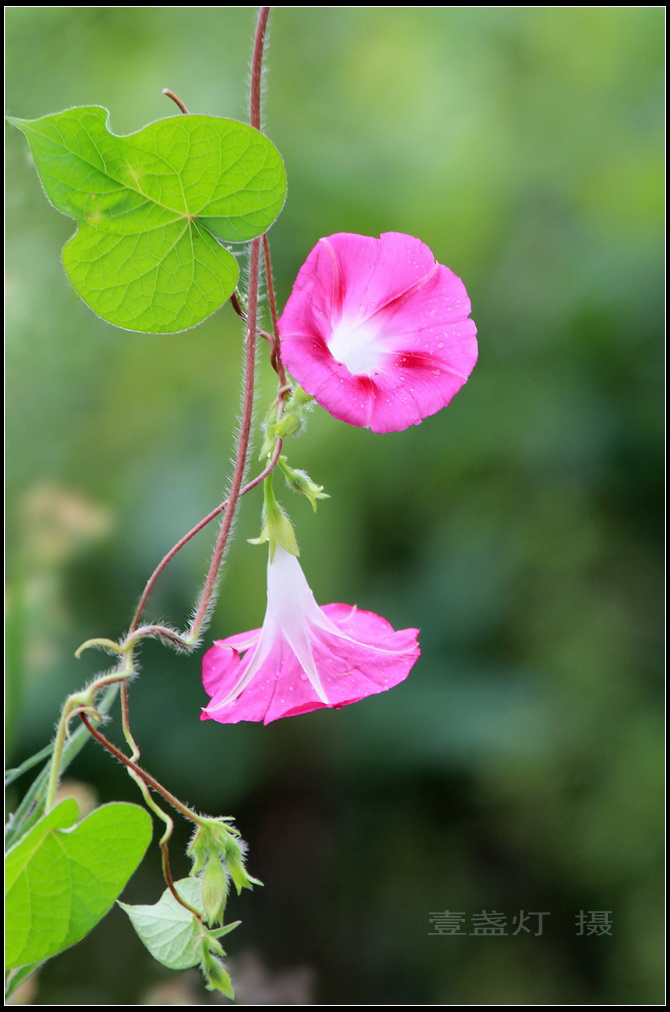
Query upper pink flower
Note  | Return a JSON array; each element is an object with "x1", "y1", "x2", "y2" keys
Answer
[
  {"x1": 201, "y1": 545, "x2": 420, "y2": 725},
  {"x1": 278, "y1": 232, "x2": 477, "y2": 433}
]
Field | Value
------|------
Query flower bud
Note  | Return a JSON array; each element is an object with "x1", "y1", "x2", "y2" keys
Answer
[
  {"x1": 200, "y1": 854, "x2": 229, "y2": 926},
  {"x1": 200, "y1": 945, "x2": 234, "y2": 997},
  {"x1": 278, "y1": 457, "x2": 329, "y2": 513}
]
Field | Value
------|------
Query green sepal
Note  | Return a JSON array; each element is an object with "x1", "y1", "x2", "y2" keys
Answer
[
  {"x1": 248, "y1": 475, "x2": 299, "y2": 558},
  {"x1": 272, "y1": 386, "x2": 315, "y2": 440},
  {"x1": 201, "y1": 947, "x2": 235, "y2": 997},
  {"x1": 278, "y1": 456, "x2": 329, "y2": 512}
]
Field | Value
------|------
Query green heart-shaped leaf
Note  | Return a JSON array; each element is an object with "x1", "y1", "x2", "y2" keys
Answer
[
  {"x1": 119, "y1": 876, "x2": 206, "y2": 970},
  {"x1": 119, "y1": 877, "x2": 239, "y2": 996},
  {"x1": 9, "y1": 107, "x2": 286, "y2": 332},
  {"x1": 5, "y1": 798, "x2": 152, "y2": 968}
]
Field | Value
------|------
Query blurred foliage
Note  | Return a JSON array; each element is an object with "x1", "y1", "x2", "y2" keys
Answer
[{"x1": 5, "y1": 6, "x2": 663, "y2": 1005}]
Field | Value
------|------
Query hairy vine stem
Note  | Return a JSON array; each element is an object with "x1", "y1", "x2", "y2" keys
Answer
[{"x1": 44, "y1": 8, "x2": 280, "y2": 828}]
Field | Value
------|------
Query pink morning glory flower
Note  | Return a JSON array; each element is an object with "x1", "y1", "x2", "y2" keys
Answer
[
  {"x1": 278, "y1": 232, "x2": 477, "y2": 433},
  {"x1": 201, "y1": 545, "x2": 420, "y2": 725}
]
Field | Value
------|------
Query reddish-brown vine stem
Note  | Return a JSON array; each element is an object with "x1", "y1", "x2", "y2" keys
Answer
[
  {"x1": 160, "y1": 840, "x2": 203, "y2": 919},
  {"x1": 120, "y1": 9, "x2": 273, "y2": 760},
  {"x1": 188, "y1": 238, "x2": 261, "y2": 639},
  {"x1": 250, "y1": 7, "x2": 270, "y2": 132},
  {"x1": 162, "y1": 88, "x2": 190, "y2": 114},
  {"x1": 128, "y1": 6, "x2": 274, "y2": 640},
  {"x1": 187, "y1": 8, "x2": 270, "y2": 639},
  {"x1": 80, "y1": 713, "x2": 203, "y2": 918},
  {"x1": 128, "y1": 439, "x2": 283, "y2": 635},
  {"x1": 262, "y1": 233, "x2": 287, "y2": 386},
  {"x1": 80, "y1": 713, "x2": 201, "y2": 825}
]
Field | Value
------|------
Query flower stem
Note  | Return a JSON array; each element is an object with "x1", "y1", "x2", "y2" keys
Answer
[
  {"x1": 43, "y1": 654, "x2": 134, "y2": 813},
  {"x1": 80, "y1": 714, "x2": 205, "y2": 827},
  {"x1": 162, "y1": 88, "x2": 190, "y2": 114},
  {"x1": 44, "y1": 704, "x2": 73, "y2": 814},
  {"x1": 263, "y1": 234, "x2": 288, "y2": 385},
  {"x1": 82, "y1": 709, "x2": 204, "y2": 919},
  {"x1": 250, "y1": 7, "x2": 271, "y2": 132},
  {"x1": 5, "y1": 684, "x2": 119, "y2": 847},
  {"x1": 161, "y1": 840, "x2": 203, "y2": 919},
  {"x1": 187, "y1": 237, "x2": 261, "y2": 642},
  {"x1": 128, "y1": 456, "x2": 284, "y2": 635},
  {"x1": 127, "y1": 6, "x2": 275, "y2": 641},
  {"x1": 187, "y1": 9, "x2": 270, "y2": 641},
  {"x1": 12, "y1": 4, "x2": 280, "y2": 861}
]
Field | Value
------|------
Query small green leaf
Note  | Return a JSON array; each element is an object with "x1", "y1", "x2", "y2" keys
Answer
[
  {"x1": 5, "y1": 799, "x2": 152, "y2": 968},
  {"x1": 9, "y1": 107, "x2": 286, "y2": 333},
  {"x1": 120, "y1": 877, "x2": 241, "y2": 996},
  {"x1": 119, "y1": 877, "x2": 206, "y2": 971}
]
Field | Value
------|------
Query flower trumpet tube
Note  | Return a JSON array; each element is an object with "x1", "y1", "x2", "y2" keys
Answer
[
  {"x1": 201, "y1": 545, "x2": 420, "y2": 725},
  {"x1": 278, "y1": 231, "x2": 477, "y2": 433}
]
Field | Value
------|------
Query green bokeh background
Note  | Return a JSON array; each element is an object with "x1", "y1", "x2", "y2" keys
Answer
[{"x1": 6, "y1": 6, "x2": 663, "y2": 1005}]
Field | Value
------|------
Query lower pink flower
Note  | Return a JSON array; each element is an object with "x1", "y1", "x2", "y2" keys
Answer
[
  {"x1": 278, "y1": 232, "x2": 478, "y2": 433},
  {"x1": 201, "y1": 545, "x2": 420, "y2": 725}
]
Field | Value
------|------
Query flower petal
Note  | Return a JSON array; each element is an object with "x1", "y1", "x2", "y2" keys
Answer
[
  {"x1": 201, "y1": 635, "x2": 281, "y2": 723},
  {"x1": 202, "y1": 644, "x2": 240, "y2": 697},
  {"x1": 200, "y1": 566, "x2": 421, "y2": 724},
  {"x1": 203, "y1": 611, "x2": 420, "y2": 725},
  {"x1": 327, "y1": 232, "x2": 439, "y2": 325},
  {"x1": 212, "y1": 627, "x2": 262, "y2": 652},
  {"x1": 279, "y1": 232, "x2": 477, "y2": 433},
  {"x1": 201, "y1": 549, "x2": 420, "y2": 725}
]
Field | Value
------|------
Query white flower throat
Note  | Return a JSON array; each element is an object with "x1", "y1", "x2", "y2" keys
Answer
[{"x1": 328, "y1": 319, "x2": 385, "y2": 375}]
